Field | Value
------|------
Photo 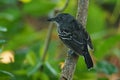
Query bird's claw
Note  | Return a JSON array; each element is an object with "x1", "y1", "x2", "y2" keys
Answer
[{"x1": 68, "y1": 49, "x2": 75, "y2": 55}]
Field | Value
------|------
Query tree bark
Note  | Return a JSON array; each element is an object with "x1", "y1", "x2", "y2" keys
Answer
[{"x1": 77, "y1": 0, "x2": 89, "y2": 27}]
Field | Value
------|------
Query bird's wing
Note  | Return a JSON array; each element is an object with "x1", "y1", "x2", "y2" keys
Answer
[
  {"x1": 72, "y1": 29, "x2": 87, "y2": 46},
  {"x1": 84, "y1": 30, "x2": 94, "y2": 50},
  {"x1": 71, "y1": 27, "x2": 94, "y2": 50}
]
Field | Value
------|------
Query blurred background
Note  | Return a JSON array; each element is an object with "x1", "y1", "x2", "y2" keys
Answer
[{"x1": 0, "y1": 0, "x2": 120, "y2": 80}]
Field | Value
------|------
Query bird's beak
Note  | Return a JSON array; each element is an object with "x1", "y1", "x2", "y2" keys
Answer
[{"x1": 47, "y1": 18, "x2": 56, "y2": 21}]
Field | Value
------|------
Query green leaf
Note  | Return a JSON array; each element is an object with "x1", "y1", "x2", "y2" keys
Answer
[
  {"x1": 0, "y1": 70, "x2": 16, "y2": 80},
  {"x1": 63, "y1": 0, "x2": 77, "y2": 16},
  {"x1": 95, "y1": 34, "x2": 120, "y2": 59},
  {"x1": 95, "y1": 61, "x2": 118, "y2": 75},
  {"x1": 27, "y1": 62, "x2": 42, "y2": 76},
  {"x1": 23, "y1": 0, "x2": 56, "y2": 16},
  {"x1": 0, "y1": 40, "x2": 6, "y2": 44},
  {"x1": 13, "y1": 70, "x2": 27, "y2": 75},
  {"x1": 0, "y1": 27, "x2": 7, "y2": 32},
  {"x1": 0, "y1": 0, "x2": 16, "y2": 5},
  {"x1": 26, "y1": 51, "x2": 37, "y2": 66},
  {"x1": 0, "y1": 8, "x2": 20, "y2": 22},
  {"x1": 45, "y1": 62, "x2": 57, "y2": 76},
  {"x1": 87, "y1": 2, "x2": 106, "y2": 33},
  {"x1": 0, "y1": 48, "x2": 2, "y2": 53},
  {"x1": 33, "y1": 72, "x2": 49, "y2": 80},
  {"x1": 74, "y1": 72, "x2": 97, "y2": 80},
  {"x1": 91, "y1": 30, "x2": 107, "y2": 40},
  {"x1": 113, "y1": 48, "x2": 120, "y2": 58}
]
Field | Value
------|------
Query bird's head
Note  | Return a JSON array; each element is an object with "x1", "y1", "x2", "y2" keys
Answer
[{"x1": 48, "y1": 13, "x2": 75, "y2": 25}]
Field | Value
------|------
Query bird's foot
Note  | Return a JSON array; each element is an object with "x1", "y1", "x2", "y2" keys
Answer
[
  {"x1": 68, "y1": 49, "x2": 77, "y2": 56},
  {"x1": 67, "y1": 49, "x2": 79, "y2": 58},
  {"x1": 68, "y1": 49, "x2": 74, "y2": 55}
]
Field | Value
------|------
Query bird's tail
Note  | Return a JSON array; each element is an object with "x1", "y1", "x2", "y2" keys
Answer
[{"x1": 83, "y1": 51, "x2": 93, "y2": 69}]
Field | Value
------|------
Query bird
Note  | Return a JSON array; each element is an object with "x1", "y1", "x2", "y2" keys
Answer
[{"x1": 48, "y1": 13, "x2": 94, "y2": 69}]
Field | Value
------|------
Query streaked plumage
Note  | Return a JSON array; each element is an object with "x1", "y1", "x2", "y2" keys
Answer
[{"x1": 48, "y1": 13, "x2": 93, "y2": 69}]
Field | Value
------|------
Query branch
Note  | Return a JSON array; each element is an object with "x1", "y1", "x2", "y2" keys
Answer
[
  {"x1": 77, "y1": 0, "x2": 89, "y2": 27},
  {"x1": 60, "y1": 0, "x2": 89, "y2": 80},
  {"x1": 41, "y1": 0, "x2": 69, "y2": 64},
  {"x1": 41, "y1": 22, "x2": 53, "y2": 62},
  {"x1": 60, "y1": 51, "x2": 79, "y2": 80},
  {"x1": 59, "y1": 0, "x2": 69, "y2": 12}
]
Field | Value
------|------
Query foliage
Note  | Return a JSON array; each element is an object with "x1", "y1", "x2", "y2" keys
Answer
[{"x1": 0, "y1": 0, "x2": 120, "y2": 80}]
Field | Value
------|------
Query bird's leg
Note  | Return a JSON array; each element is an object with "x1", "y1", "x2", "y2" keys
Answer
[
  {"x1": 67, "y1": 49, "x2": 78, "y2": 59},
  {"x1": 68, "y1": 49, "x2": 75, "y2": 55}
]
